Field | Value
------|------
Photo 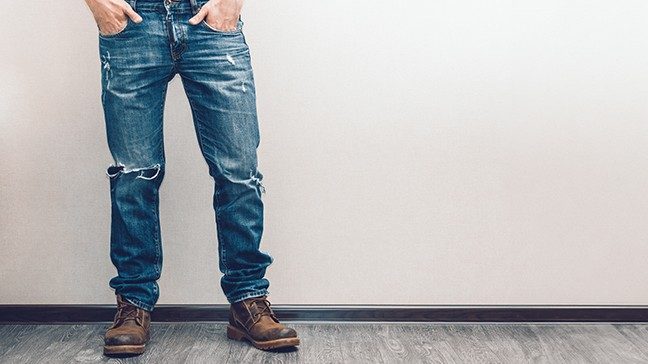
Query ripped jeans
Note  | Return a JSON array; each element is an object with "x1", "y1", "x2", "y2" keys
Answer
[{"x1": 99, "y1": 0, "x2": 273, "y2": 311}]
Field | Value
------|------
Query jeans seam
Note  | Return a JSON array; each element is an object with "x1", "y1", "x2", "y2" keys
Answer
[
  {"x1": 152, "y1": 85, "x2": 168, "y2": 283},
  {"x1": 215, "y1": 191, "x2": 229, "y2": 274},
  {"x1": 153, "y1": 189, "x2": 162, "y2": 279}
]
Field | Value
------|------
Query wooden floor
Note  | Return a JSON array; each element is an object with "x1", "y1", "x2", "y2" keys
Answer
[{"x1": 1, "y1": 322, "x2": 648, "y2": 363}]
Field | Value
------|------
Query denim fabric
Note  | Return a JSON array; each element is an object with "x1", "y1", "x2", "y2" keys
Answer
[{"x1": 98, "y1": 0, "x2": 273, "y2": 311}]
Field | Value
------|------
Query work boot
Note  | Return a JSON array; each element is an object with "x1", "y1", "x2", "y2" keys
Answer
[
  {"x1": 227, "y1": 295, "x2": 300, "y2": 350},
  {"x1": 103, "y1": 294, "x2": 151, "y2": 356}
]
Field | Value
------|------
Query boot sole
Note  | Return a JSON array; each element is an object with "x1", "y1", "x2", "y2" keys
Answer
[
  {"x1": 227, "y1": 324, "x2": 300, "y2": 350},
  {"x1": 103, "y1": 344, "x2": 146, "y2": 356}
]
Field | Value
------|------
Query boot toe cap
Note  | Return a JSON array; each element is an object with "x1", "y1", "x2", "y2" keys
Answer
[
  {"x1": 279, "y1": 327, "x2": 298, "y2": 338},
  {"x1": 105, "y1": 334, "x2": 141, "y2": 346}
]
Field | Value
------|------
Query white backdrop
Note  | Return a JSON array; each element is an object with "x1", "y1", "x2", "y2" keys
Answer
[{"x1": 1, "y1": 0, "x2": 647, "y2": 305}]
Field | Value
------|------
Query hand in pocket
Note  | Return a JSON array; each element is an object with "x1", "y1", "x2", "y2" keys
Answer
[
  {"x1": 85, "y1": 0, "x2": 143, "y2": 36},
  {"x1": 188, "y1": 0, "x2": 243, "y2": 32}
]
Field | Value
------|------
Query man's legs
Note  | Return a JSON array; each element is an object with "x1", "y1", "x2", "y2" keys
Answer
[
  {"x1": 177, "y1": 4, "x2": 273, "y2": 304},
  {"x1": 99, "y1": 2, "x2": 176, "y2": 312}
]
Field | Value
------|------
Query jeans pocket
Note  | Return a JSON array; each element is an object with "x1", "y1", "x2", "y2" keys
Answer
[
  {"x1": 200, "y1": 18, "x2": 243, "y2": 34},
  {"x1": 98, "y1": 17, "x2": 132, "y2": 38}
]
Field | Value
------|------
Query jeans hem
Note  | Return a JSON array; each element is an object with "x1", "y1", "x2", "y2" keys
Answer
[
  {"x1": 227, "y1": 289, "x2": 269, "y2": 304},
  {"x1": 122, "y1": 296, "x2": 155, "y2": 312}
]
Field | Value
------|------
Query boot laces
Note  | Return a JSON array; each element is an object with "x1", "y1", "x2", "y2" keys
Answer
[
  {"x1": 248, "y1": 297, "x2": 273, "y2": 320},
  {"x1": 116, "y1": 300, "x2": 140, "y2": 323}
]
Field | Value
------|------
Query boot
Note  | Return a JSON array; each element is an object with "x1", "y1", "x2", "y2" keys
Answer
[
  {"x1": 227, "y1": 295, "x2": 300, "y2": 350},
  {"x1": 103, "y1": 294, "x2": 151, "y2": 356}
]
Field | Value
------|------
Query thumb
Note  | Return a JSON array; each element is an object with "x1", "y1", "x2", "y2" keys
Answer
[
  {"x1": 188, "y1": 6, "x2": 208, "y2": 25},
  {"x1": 124, "y1": 5, "x2": 143, "y2": 23}
]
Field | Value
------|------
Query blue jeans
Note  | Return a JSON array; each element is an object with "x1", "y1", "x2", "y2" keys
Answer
[{"x1": 98, "y1": 0, "x2": 273, "y2": 311}]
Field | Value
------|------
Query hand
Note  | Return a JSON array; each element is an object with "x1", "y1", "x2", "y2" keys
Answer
[
  {"x1": 85, "y1": 0, "x2": 143, "y2": 35},
  {"x1": 188, "y1": 0, "x2": 243, "y2": 32}
]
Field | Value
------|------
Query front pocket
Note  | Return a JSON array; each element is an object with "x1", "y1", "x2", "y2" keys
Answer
[
  {"x1": 200, "y1": 19, "x2": 242, "y2": 34},
  {"x1": 98, "y1": 17, "x2": 132, "y2": 38}
]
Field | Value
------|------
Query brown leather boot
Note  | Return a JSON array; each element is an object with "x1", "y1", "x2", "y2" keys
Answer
[
  {"x1": 227, "y1": 295, "x2": 300, "y2": 350},
  {"x1": 103, "y1": 294, "x2": 151, "y2": 356}
]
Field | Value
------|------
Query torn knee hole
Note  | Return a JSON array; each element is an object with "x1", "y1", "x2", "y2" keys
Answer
[
  {"x1": 256, "y1": 179, "x2": 266, "y2": 194},
  {"x1": 106, "y1": 165, "x2": 124, "y2": 178},
  {"x1": 105, "y1": 163, "x2": 162, "y2": 180},
  {"x1": 250, "y1": 171, "x2": 266, "y2": 194},
  {"x1": 137, "y1": 165, "x2": 161, "y2": 180}
]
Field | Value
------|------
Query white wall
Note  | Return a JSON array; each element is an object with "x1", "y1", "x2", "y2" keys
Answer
[{"x1": 1, "y1": 0, "x2": 647, "y2": 305}]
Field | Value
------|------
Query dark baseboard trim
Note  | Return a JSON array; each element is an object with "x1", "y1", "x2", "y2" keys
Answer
[{"x1": 1, "y1": 305, "x2": 648, "y2": 324}]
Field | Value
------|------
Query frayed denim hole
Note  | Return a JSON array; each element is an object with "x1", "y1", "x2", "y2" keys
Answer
[
  {"x1": 136, "y1": 164, "x2": 162, "y2": 180},
  {"x1": 106, "y1": 165, "x2": 124, "y2": 178}
]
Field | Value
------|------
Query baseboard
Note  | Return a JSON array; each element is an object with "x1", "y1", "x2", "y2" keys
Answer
[{"x1": 1, "y1": 305, "x2": 648, "y2": 324}]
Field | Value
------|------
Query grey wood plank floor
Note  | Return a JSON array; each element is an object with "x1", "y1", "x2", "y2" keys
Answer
[{"x1": 1, "y1": 322, "x2": 648, "y2": 363}]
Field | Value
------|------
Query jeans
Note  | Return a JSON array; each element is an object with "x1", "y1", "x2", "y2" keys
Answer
[{"x1": 98, "y1": 0, "x2": 273, "y2": 311}]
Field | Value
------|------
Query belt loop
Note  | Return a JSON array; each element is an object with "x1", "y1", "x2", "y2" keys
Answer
[{"x1": 189, "y1": 0, "x2": 200, "y2": 15}]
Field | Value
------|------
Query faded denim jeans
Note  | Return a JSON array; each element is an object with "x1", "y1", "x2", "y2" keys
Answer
[{"x1": 98, "y1": 0, "x2": 273, "y2": 311}]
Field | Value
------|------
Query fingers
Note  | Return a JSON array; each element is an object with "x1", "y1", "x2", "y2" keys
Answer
[
  {"x1": 123, "y1": 4, "x2": 143, "y2": 23},
  {"x1": 188, "y1": 6, "x2": 208, "y2": 25}
]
